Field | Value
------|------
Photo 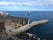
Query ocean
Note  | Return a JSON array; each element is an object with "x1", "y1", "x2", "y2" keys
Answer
[{"x1": 4, "y1": 11, "x2": 53, "y2": 40}]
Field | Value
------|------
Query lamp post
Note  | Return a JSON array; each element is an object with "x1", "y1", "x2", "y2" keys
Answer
[{"x1": 27, "y1": 11, "x2": 30, "y2": 24}]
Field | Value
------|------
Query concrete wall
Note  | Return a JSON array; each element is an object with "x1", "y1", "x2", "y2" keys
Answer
[{"x1": 5, "y1": 16, "x2": 28, "y2": 26}]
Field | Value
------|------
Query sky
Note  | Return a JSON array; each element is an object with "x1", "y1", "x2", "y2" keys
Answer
[{"x1": 0, "y1": 0, "x2": 53, "y2": 11}]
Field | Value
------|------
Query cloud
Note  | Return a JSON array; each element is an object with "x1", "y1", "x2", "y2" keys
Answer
[
  {"x1": 0, "y1": 2, "x2": 17, "y2": 5},
  {"x1": 0, "y1": 1, "x2": 32, "y2": 6},
  {"x1": 0, "y1": 0, "x2": 53, "y2": 7},
  {"x1": 0, "y1": 0, "x2": 53, "y2": 11}
]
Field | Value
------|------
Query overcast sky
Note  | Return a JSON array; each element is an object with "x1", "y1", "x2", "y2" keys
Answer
[{"x1": 0, "y1": 0, "x2": 53, "y2": 11}]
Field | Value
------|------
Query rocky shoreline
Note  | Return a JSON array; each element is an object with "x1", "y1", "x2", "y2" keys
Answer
[{"x1": 0, "y1": 30, "x2": 40, "y2": 40}]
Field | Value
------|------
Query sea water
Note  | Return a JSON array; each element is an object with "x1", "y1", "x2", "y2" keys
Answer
[{"x1": 4, "y1": 11, "x2": 53, "y2": 40}]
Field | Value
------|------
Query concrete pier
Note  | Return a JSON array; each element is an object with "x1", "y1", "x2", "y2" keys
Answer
[{"x1": 11, "y1": 20, "x2": 48, "y2": 35}]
